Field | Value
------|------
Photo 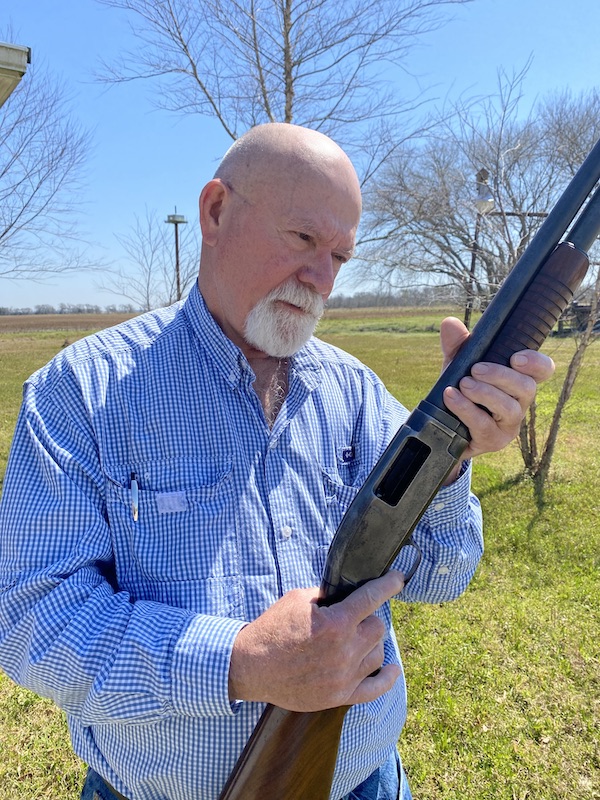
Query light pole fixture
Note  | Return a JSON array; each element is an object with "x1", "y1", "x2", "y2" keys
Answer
[
  {"x1": 165, "y1": 208, "x2": 187, "y2": 301},
  {"x1": 464, "y1": 169, "x2": 549, "y2": 329},
  {"x1": 464, "y1": 169, "x2": 495, "y2": 329}
]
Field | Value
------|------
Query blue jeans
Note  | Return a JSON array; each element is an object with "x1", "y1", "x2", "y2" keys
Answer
[
  {"x1": 342, "y1": 750, "x2": 412, "y2": 800},
  {"x1": 81, "y1": 769, "x2": 126, "y2": 800}
]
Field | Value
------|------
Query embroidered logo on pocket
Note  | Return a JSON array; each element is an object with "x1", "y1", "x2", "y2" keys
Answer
[{"x1": 341, "y1": 446, "x2": 355, "y2": 463}]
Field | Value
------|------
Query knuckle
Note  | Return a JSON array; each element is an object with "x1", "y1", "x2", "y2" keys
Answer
[
  {"x1": 316, "y1": 611, "x2": 344, "y2": 642},
  {"x1": 360, "y1": 613, "x2": 385, "y2": 640},
  {"x1": 475, "y1": 411, "x2": 497, "y2": 438}
]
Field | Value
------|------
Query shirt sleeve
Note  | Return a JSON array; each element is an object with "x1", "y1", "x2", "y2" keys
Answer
[
  {"x1": 394, "y1": 460, "x2": 484, "y2": 603},
  {"x1": 0, "y1": 378, "x2": 245, "y2": 725}
]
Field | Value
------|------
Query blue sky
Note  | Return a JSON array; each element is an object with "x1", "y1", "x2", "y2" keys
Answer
[{"x1": 2, "y1": 0, "x2": 600, "y2": 309}]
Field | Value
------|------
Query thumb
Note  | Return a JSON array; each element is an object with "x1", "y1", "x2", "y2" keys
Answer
[{"x1": 440, "y1": 316, "x2": 470, "y2": 371}]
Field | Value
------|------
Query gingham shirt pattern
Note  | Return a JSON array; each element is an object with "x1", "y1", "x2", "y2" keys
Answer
[{"x1": 0, "y1": 284, "x2": 483, "y2": 800}]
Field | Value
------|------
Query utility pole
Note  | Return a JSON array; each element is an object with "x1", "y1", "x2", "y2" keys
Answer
[{"x1": 165, "y1": 208, "x2": 188, "y2": 301}]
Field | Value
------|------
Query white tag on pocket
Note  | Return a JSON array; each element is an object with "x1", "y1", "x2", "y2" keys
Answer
[{"x1": 155, "y1": 491, "x2": 188, "y2": 513}]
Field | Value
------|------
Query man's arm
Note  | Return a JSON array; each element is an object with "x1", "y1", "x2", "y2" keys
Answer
[
  {"x1": 0, "y1": 386, "x2": 245, "y2": 724},
  {"x1": 226, "y1": 340, "x2": 554, "y2": 707},
  {"x1": 399, "y1": 330, "x2": 554, "y2": 601}
]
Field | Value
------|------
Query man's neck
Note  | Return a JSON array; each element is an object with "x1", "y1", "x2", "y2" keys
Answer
[{"x1": 248, "y1": 356, "x2": 289, "y2": 427}]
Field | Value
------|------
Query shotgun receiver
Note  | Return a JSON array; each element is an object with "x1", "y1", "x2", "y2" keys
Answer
[{"x1": 219, "y1": 139, "x2": 600, "y2": 800}]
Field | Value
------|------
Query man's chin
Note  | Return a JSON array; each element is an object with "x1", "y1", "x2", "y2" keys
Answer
[
  {"x1": 243, "y1": 301, "x2": 321, "y2": 358},
  {"x1": 244, "y1": 328, "x2": 315, "y2": 358}
]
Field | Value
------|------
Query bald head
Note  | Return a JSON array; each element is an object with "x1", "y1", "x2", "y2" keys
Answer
[{"x1": 214, "y1": 123, "x2": 362, "y2": 214}]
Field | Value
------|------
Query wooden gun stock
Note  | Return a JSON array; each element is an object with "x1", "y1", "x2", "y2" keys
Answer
[
  {"x1": 218, "y1": 706, "x2": 348, "y2": 800},
  {"x1": 218, "y1": 138, "x2": 600, "y2": 800}
]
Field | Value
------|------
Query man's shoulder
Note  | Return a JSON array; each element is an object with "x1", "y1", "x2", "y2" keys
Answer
[
  {"x1": 301, "y1": 336, "x2": 383, "y2": 386},
  {"x1": 304, "y1": 335, "x2": 370, "y2": 371},
  {"x1": 28, "y1": 304, "x2": 183, "y2": 391}
]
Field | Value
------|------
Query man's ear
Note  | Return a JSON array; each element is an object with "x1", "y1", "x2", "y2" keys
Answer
[{"x1": 199, "y1": 179, "x2": 229, "y2": 246}]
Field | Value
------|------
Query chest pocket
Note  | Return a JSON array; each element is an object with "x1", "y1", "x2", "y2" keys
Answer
[{"x1": 105, "y1": 457, "x2": 242, "y2": 616}]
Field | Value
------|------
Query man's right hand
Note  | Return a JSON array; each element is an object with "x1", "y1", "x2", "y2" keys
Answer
[{"x1": 228, "y1": 570, "x2": 405, "y2": 712}]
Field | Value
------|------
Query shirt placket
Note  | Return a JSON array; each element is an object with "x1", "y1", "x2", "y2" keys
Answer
[
  {"x1": 262, "y1": 373, "x2": 317, "y2": 595},
  {"x1": 263, "y1": 426, "x2": 302, "y2": 594}
]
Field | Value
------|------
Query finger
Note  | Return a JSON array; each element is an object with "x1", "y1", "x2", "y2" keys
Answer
[
  {"x1": 336, "y1": 571, "x2": 405, "y2": 626},
  {"x1": 461, "y1": 364, "x2": 537, "y2": 415},
  {"x1": 440, "y1": 316, "x2": 469, "y2": 370},
  {"x1": 357, "y1": 613, "x2": 386, "y2": 649},
  {"x1": 347, "y1": 663, "x2": 402, "y2": 706},
  {"x1": 443, "y1": 385, "x2": 505, "y2": 432},
  {"x1": 443, "y1": 384, "x2": 521, "y2": 455},
  {"x1": 509, "y1": 350, "x2": 555, "y2": 383},
  {"x1": 354, "y1": 635, "x2": 386, "y2": 680},
  {"x1": 364, "y1": 640, "x2": 385, "y2": 674}
]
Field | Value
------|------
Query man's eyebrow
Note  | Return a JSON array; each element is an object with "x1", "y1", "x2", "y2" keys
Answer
[
  {"x1": 287, "y1": 216, "x2": 355, "y2": 256},
  {"x1": 338, "y1": 243, "x2": 356, "y2": 257}
]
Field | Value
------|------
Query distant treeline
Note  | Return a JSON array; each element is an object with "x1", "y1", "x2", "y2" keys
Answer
[
  {"x1": 327, "y1": 286, "x2": 462, "y2": 309},
  {"x1": 0, "y1": 303, "x2": 140, "y2": 316}
]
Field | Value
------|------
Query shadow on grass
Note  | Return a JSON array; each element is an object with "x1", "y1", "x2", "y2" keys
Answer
[{"x1": 474, "y1": 468, "x2": 550, "y2": 523}]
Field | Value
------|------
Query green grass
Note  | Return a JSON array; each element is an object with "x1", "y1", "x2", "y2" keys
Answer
[
  {"x1": 0, "y1": 684, "x2": 85, "y2": 796},
  {"x1": 1, "y1": 310, "x2": 599, "y2": 799}
]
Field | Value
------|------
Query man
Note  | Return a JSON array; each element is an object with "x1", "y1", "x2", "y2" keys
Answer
[{"x1": 0, "y1": 124, "x2": 553, "y2": 800}]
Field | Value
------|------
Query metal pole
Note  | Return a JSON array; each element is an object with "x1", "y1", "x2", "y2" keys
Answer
[
  {"x1": 464, "y1": 212, "x2": 482, "y2": 330},
  {"x1": 166, "y1": 210, "x2": 187, "y2": 302},
  {"x1": 174, "y1": 221, "x2": 181, "y2": 301}
]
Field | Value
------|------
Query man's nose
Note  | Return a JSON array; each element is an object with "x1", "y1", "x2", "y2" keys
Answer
[{"x1": 297, "y1": 249, "x2": 337, "y2": 298}]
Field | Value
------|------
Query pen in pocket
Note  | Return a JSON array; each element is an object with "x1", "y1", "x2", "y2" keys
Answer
[{"x1": 130, "y1": 472, "x2": 139, "y2": 522}]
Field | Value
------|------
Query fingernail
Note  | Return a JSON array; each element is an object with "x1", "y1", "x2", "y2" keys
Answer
[
  {"x1": 471, "y1": 363, "x2": 489, "y2": 375},
  {"x1": 461, "y1": 377, "x2": 476, "y2": 389},
  {"x1": 444, "y1": 387, "x2": 460, "y2": 401},
  {"x1": 512, "y1": 354, "x2": 528, "y2": 366}
]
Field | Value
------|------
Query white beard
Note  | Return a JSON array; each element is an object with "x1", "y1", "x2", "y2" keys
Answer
[{"x1": 244, "y1": 281, "x2": 324, "y2": 357}]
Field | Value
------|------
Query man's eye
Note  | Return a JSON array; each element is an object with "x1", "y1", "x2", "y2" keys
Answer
[{"x1": 296, "y1": 231, "x2": 312, "y2": 242}]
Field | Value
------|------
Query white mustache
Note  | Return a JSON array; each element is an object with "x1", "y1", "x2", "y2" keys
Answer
[{"x1": 268, "y1": 281, "x2": 324, "y2": 319}]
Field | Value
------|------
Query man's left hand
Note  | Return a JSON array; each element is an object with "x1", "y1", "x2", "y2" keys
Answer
[{"x1": 439, "y1": 316, "x2": 555, "y2": 464}]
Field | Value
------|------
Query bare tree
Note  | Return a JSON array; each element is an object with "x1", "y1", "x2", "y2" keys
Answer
[
  {"x1": 516, "y1": 88, "x2": 600, "y2": 499},
  {"x1": 96, "y1": 0, "x2": 471, "y2": 178},
  {"x1": 100, "y1": 208, "x2": 200, "y2": 310},
  {"x1": 360, "y1": 66, "x2": 564, "y2": 304},
  {"x1": 0, "y1": 58, "x2": 92, "y2": 280},
  {"x1": 519, "y1": 264, "x2": 599, "y2": 500},
  {"x1": 363, "y1": 76, "x2": 600, "y2": 496}
]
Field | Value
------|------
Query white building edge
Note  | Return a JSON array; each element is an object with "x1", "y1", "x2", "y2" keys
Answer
[{"x1": 0, "y1": 42, "x2": 31, "y2": 108}]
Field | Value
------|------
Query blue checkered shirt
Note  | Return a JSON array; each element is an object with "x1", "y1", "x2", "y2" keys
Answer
[{"x1": 0, "y1": 284, "x2": 482, "y2": 799}]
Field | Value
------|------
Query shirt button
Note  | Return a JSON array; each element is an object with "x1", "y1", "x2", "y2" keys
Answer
[
  {"x1": 281, "y1": 525, "x2": 292, "y2": 539},
  {"x1": 433, "y1": 501, "x2": 445, "y2": 511},
  {"x1": 437, "y1": 565, "x2": 450, "y2": 575}
]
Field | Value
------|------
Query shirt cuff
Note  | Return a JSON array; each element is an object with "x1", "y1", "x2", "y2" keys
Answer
[{"x1": 171, "y1": 614, "x2": 247, "y2": 718}]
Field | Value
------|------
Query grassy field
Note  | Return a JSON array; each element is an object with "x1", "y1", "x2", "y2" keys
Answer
[{"x1": 0, "y1": 309, "x2": 598, "y2": 799}]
